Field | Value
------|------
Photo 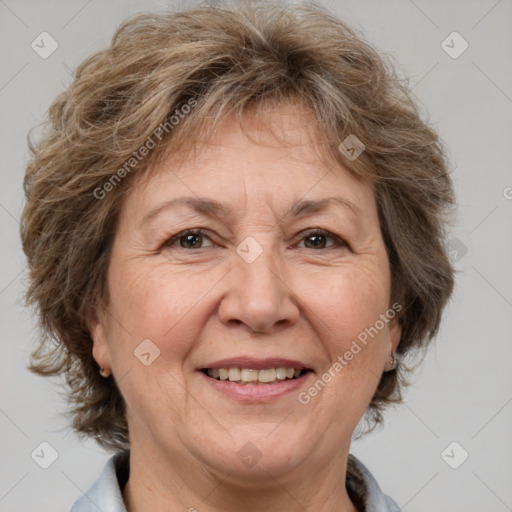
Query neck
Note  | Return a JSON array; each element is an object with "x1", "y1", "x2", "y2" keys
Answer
[{"x1": 122, "y1": 444, "x2": 360, "y2": 512}]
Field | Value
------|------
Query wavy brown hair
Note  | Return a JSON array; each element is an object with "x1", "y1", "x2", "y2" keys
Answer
[{"x1": 20, "y1": 0, "x2": 455, "y2": 451}]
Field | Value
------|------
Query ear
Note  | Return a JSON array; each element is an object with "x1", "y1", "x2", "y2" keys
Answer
[
  {"x1": 384, "y1": 317, "x2": 402, "y2": 371},
  {"x1": 87, "y1": 308, "x2": 112, "y2": 371},
  {"x1": 389, "y1": 317, "x2": 402, "y2": 353}
]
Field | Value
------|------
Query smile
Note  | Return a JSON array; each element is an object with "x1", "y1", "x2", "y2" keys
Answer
[
  {"x1": 199, "y1": 367, "x2": 314, "y2": 402},
  {"x1": 202, "y1": 367, "x2": 311, "y2": 384}
]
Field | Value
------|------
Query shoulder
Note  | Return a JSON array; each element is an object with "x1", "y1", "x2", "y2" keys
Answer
[
  {"x1": 69, "y1": 451, "x2": 129, "y2": 512},
  {"x1": 346, "y1": 454, "x2": 402, "y2": 512}
]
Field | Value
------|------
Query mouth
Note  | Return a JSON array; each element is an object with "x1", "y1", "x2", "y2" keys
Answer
[
  {"x1": 197, "y1": 367, "x2": 314, "y2": 404},
  {"x1": 200, "y1": 367, "x2": 313, "y2": 384},
  {"x1": 197, "y1": 358, "x2": 315, "y2": 402}
]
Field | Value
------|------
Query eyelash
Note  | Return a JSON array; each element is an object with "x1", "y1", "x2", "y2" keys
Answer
[{"x1": 161, "y1": 228, "x2": 348, "y2": 251}]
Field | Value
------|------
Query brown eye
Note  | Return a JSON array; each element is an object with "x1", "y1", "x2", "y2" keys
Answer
[
  {"x1": 299, "y1": 229, "x2": 346, "y2": 250},
  {"x1": 179, "y1": 233, "x2": 204, "y2": 248},
  {"x1": 163, "y1": 229, "x2": 213, "y2": 249},
  {"x1": 304, "y1": 233, "x2": 328, "y2": 249}
]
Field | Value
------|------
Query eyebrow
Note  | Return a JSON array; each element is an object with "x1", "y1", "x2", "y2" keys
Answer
[
  {"x1": 289, "y1": 197, "x2": 359, "y2": 218},
  {"x1": 141, "y1": 195, "x2": 360, "y2": 227}
]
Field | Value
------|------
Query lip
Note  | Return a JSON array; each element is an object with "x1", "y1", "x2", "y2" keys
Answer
[
  {"x1": 198, "y1": 369, "x2": 313, "y2": 402},
  {"x1": 198, "y1": 357, "x2": 311, "y2": 371}
]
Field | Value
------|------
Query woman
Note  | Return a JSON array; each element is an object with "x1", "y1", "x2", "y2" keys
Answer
[{"x1": 20, "y1": 2, "x2": 455, "y2": 511}]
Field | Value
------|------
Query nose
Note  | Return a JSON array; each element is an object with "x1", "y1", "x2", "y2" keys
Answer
[{"x1": 217, "y1": 247, "x2": 300, "y2": 334}]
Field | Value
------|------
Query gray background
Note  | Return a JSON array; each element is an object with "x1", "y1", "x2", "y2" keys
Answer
[{"x1": 1, "y1": 0, "x2": 511, "y2": 510}]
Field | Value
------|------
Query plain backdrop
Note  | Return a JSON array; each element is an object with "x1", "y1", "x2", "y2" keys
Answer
[{"x1": 1, "y1": 0, "x2": 511, "y2": 510}]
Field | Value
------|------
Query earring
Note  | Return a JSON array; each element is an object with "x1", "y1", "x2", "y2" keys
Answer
[
  {"x1": 99, "y1": 366, "x2": 111, "y2": 378},
  {"x1": 388, "y1": 352, "x2": 399, "y2": 371}
]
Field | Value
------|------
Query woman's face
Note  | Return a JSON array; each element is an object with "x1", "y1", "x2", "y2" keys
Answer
[{"x1": 90, "y1": 105, "x2": 401, "y2": 482}]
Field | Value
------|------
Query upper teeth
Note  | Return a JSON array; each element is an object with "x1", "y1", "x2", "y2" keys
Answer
[{"x1": 206, "y1": 367, "x2": 302, "y2": 383}]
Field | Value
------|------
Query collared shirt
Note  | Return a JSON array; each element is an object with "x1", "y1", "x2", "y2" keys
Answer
[{"x1": 70, "y1": 450, "x2": 401, "y2": 512}]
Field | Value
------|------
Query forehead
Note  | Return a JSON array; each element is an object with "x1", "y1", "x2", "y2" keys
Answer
[
  {"x1": 138, "y1": 104, "x2": 324, "y2": 177},
  {"x1": 187, "y1": 103, "x2": 340, "y2": 178},
  {"x1": 123, "y1": 104, "x2": 376, "y2": 224}
]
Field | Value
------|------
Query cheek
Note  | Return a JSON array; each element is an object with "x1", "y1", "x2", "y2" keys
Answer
[
  {"x1": 104, "y1": 263, "x2": 208, "y2": 418},
  {"x1": 303, "y1": 267, "x2": 392, "y2": 417},
  {"x1": 106, "y1": 261, "x2": 222, "y2": 362},
  {"x1": 307, "y1": 263, "x2": 391, "y2": 343}
]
